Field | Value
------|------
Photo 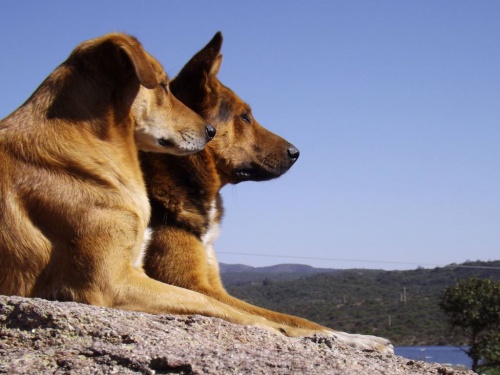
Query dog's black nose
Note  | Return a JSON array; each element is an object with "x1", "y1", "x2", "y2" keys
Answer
[
  {"x1": 287, "y1": 146, "x2": 300, "y2": 161},
  {"x1": 205, "y1": 124, "x2": 216, "y2": 140}
]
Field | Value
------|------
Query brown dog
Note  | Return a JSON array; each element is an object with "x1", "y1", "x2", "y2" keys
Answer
[
  {"x1": 141, "y1": 33, "x2": 393, "y2": 352},
  {"x1": 0, "y1": 31, "x2": 215, "y2": 302},
  {"x1": 0, "y1": 34, "x2": 313, "y2": 335}
]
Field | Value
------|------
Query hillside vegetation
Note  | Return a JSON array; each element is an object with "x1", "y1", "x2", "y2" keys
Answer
[{"x1": 221, "y1": 261, "x2": 500, "y2": 346}]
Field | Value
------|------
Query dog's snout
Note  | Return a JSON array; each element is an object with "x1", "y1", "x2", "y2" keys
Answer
[
  {"x1": 205, "y1": 124, "x2": 216, "y2": 140},
  {"x1": 287, "y1": 146, "x2": 300, "y2": 161}
]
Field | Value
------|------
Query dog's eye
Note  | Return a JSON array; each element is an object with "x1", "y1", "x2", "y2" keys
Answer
[
  {"x1": 160, "y1": 82, "x2": 168, "y2": 94},
  {"x1": 240, "y1": 113, "x2": 251, "y2": 124}
]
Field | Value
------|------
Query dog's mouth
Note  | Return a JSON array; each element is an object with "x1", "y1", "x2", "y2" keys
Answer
[
  {"x1": 158, "y1": 138, "x2": 174, "y2": 148},
  {"x1": 232, "y1": 165, "x2": 284, "y2": 183},
  {"x1": 233, "y1": 169, "x2": 256, "y2": 181},
  {"x1": 157, "y1": 137, "x2": 204, "y2": 156}
]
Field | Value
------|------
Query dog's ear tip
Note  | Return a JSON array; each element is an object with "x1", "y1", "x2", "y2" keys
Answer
[{"x1": 211, "y1": 32, "x2": 223, "y2": 49}]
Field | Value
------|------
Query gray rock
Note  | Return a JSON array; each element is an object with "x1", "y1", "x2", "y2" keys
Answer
[{"x1": 0, "y1": 295, "x2": 476, "y2": 374}]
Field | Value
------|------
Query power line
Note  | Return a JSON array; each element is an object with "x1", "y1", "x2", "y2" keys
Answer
[{"x1": 217, "y1": 251, "x2": 500, "y2": 270}]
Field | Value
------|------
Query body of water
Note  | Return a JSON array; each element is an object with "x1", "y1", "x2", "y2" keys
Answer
[{"x1": 395, "y1": 346, "x2": 471, "y2": 369}]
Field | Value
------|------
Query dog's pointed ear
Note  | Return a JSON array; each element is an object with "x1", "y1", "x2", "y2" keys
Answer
[
  {"x1": 170, "y1": 32, "x2": 223, "y2": 112},
  {"x1": 176, "y1": 31, "x2": 224, "y2": 83}
]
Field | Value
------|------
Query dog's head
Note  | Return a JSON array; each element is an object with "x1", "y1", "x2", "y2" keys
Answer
[
  {"x1": 170, "y1": 32, "x2": 299, "y2": 184},
  {"x1": 68, "y1": 33, "x2": 215, "y2": 155}
]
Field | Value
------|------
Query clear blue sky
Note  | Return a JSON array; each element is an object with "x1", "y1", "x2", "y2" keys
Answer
[{"x1": 1, "y1": 1, "x2": 499, "y2": 270}]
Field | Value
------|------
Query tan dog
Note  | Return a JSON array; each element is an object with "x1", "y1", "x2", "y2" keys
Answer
[
  {"x1": 0, "y1": 34, "x2": 314, "y2": 335},
  {"x1": 140, "y1": 33, "x2": 393, "y2": 352},
  {"x1": 0, "y1": 32, "x2": 214, "y2": 302}
]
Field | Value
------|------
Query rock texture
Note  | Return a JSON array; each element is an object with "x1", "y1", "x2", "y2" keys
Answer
[{"x1": 0, "y1": 295, "x2": 475, "y2": 374}]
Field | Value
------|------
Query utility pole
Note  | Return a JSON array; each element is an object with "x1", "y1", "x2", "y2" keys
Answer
[{"x1": 400, "y1": 287, "x2": 407, "y2": 304}]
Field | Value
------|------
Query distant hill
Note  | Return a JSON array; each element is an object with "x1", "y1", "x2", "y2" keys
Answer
[
  {"x1": 220, "y1": 260, "x2": 500, "y2": 346},
  {"x1": 220, "y1": 263, "x2": 340, "y2": 286},
  {"x1": 219, "y1": 263, "x2": 335, "y2": 274}
]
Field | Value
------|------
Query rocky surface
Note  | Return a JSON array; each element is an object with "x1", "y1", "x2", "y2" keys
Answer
[{"x1": 0, "y1": 295, "x2": 476, "y2": 374}]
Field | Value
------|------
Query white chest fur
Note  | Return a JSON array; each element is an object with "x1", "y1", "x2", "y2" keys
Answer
[
  {"x1": 201, "y1": 199, "x2": 221, "y2": 266},
  {"x1": 120, "y1": 181, "x2": 150, "y2": 270},
  {"x1": 134, "y1": 226, "x2": 152, "y2": 269}
]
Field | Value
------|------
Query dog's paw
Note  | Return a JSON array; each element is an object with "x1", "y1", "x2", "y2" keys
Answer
[{"x1": 330, "y1": 331, "x2": 394, "y2": 354}]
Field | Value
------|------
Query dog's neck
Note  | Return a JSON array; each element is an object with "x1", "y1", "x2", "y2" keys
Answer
[{"x1": 143, "y1": 148, "x2": 223, "y2": 237}]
